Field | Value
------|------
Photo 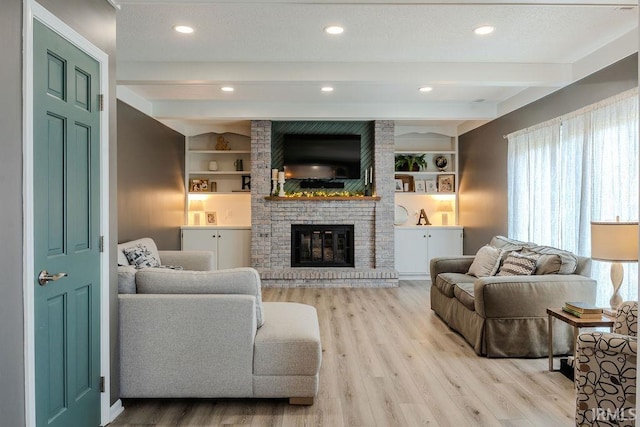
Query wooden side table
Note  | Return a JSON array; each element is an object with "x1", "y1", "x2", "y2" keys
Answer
[{"x1": 546, "y1": 307, "x2": 615, "y2": 371}]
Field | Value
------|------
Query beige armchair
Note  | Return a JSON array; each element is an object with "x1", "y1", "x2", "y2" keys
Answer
[{"x1": 575, "y1": 301, "x2": 637, "y2": 426}]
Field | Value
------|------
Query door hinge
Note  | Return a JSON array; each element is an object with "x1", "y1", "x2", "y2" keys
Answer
[
  {"x1": 98, "y1": 94, "x2": 104, "y2": 112},
  {"x1": 99, "y1": 236, "x2": 104, "y2": 253},
  {"x1": 100, "y1": 376, "x2": 105, "y2": 393}
]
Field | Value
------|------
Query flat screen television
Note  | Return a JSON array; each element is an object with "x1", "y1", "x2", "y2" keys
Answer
[{"x1": 283, "y1": 134, "x2": 361, "y2": 179}]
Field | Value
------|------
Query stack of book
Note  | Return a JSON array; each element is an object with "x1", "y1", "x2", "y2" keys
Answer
[{"x1": 562, "y1": 301, "x2": 603, "y2": 318}]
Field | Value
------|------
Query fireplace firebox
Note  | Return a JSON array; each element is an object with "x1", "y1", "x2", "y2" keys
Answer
[{"x1": 291, "y1": 225, "x2": 354, "y2": 267}]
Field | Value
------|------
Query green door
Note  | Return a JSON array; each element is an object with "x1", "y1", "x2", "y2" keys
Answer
[{"x1": 33, "y1": 19, "x2": 101, "y2": 427}]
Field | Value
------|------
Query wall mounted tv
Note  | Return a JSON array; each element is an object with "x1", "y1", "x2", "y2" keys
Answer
[{"x1": 283, "y1": 134, "x2": 361, "y2": 180}]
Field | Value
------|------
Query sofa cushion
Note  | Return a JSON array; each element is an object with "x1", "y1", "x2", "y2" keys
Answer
[
  {"x1": 254, "y1": 302, "x2": 322, "y2": 376},
  {"x1": 434, "y1": 273, "x2": 474, "y2": 298},
  {"x1": 136, "y1": 267, "x2": 265, "y2": 327},
  {"x1": 524, "y1": 246, "x2": 578, "y2": 274},
  {"x1": 467, "y1": 245, "x2": 502, "y2": 277},
  {"x1": 496, "y1": 252, "x2": 538, "y2": 276},
  {"x1": 453, "y1": 283, "x2": 475, "y2": 311},
  {"x1": 118, "y1": 266, "x2": 137, "y2": 294}
]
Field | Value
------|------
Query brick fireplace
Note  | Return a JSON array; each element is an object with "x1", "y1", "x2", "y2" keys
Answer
[
  {"x1": 250, "y1": 120, "x2": 398, "y2": 288},
  {"x1": 291, "y1": 224, "x2": 354, "y2": 268}
]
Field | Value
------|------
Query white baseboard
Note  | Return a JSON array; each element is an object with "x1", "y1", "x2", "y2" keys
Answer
[{"x1": 108, "y1": 399, "x2": 124, "y2": 425}]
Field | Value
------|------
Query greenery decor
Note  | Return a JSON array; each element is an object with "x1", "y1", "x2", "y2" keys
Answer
[
  {"x1": 282, "y1": 190, "x2": 365, "y2": 198},
  {"x1": 395, "y1": 154, "x2": 427, "y2": 171}
]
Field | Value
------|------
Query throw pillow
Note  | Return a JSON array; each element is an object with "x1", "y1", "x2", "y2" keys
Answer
[
  {"x1": 496, "y1": 251, "x2": 538, "y2": 276},
  {"x1": 467, "y1": 245, "x2": 502, "y2": 277},
  {"x1": 123, "y1": 244, "x2": 161, "y2": 269}
]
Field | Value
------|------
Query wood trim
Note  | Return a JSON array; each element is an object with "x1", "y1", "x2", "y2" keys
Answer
[{"x1": 264, "y1": 196, "x2": 381, "y2": 201}]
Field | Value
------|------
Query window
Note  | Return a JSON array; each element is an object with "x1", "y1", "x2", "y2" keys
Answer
[{"x1": 507, "y1": 88, "x2": 638, "y2": 306}]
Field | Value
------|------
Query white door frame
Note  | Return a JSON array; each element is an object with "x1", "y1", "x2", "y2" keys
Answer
[{"x1": 22, "y1": 1, "x2": 114, "y2": 425}]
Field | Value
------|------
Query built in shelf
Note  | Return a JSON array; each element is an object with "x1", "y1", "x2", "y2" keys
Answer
[{"x1": 264, "y1": 196, "x2": 381, "y2": 201}]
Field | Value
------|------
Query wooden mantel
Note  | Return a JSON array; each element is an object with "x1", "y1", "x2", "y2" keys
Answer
[{"x1": 264, "y1": 196, "x2": 381, "y2": 201}]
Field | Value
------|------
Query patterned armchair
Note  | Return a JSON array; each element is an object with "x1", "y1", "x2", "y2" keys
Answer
[{"x1": 575, "y1": 301, "x2": 637, "y2": 427}]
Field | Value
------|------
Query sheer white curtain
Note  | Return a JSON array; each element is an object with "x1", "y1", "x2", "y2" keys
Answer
[{"x1": 507, "y1": 88, "x2": 638, "y2": 306}]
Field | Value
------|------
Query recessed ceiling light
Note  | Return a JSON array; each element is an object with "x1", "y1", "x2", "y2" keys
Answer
[
  {"x1": 173, "y1": 25, "x2": 194, "y2": 34},
  {"x1": 419, "y1": 86, "x2": 433, "y2": 93},
  {"x1": 321, "y1": 86, "x2": 334, "y2": 92},
  {"x1": 221, "y1": 86, "x2": 234, "y2": 92},
  {"x1": 324, "y1": 26, "x2": 344, "y2": 35},
  {"x1": 474, "y1": 25, "x2": 495, "y2": 35}
]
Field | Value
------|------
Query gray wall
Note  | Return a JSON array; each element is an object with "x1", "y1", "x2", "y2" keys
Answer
[
  {"x1": 0, "y1": 1, "x2": 117, "y2": 423},
  {"x1": 0, "y1": 1, "x2": 27, "y2": 425},
  {"x1": 117, "y1": 100, "x2": 186, "y2": 250},
  {"x1": 459, "y1": 54, "x2": 638, "y2": 254}
]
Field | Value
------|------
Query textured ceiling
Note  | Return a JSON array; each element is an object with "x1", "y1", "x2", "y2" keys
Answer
[{"x1": 114, "y1": 0, "x2": 638, "y2": 134}]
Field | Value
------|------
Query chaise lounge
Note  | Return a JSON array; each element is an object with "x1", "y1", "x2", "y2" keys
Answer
[{"x1": 117, "y1": 238, "x2": 322, "y2": 404}]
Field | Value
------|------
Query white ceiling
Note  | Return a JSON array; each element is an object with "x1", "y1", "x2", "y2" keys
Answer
[{"x1": 114, "y1": 0, "x2": 638, "y2": 136}]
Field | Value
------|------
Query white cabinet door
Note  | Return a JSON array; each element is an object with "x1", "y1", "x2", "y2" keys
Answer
[
  {"x1": 217, "y1": 229, "x2": 251, "y2": 270},
  {"x1": 182, "y1": 229, "x2": 219, "y2": 266},
  {"x1": 427, "y1": 228, "x2": 463, "y2": 261},
  {"x1": 395, "y1": 228, "x2": 429, "y2": 275}
]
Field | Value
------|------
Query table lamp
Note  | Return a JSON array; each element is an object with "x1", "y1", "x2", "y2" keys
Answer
[
  {"x1": 189, "y1": 200, "x2": 205, "y2": 225},
  {"x1": 437, "y1": 200, "x2": 454, "y2": 226},
  {"x1": 591, "y1": 218, "x2": 638, "y2": 311}
]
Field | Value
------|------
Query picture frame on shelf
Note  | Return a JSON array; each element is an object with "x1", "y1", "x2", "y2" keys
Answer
[
  {"x1": 437, "y1": 174, "x2": 455, "y2": 193},
  {"x1": 396, "y1": 174, "x2": 415, "y2": 192},
  {"x1": 205, "y1": 211, "x2": 217, "y2": 225},
  {"x1": 414, "y1": 180, "x2": 426, "y2": 192},
  {"x1": 189, "y1": 178, "x2": 209, "y2": 192},
  {"x1": 209, "y1": 180, "x2": 217, "y2": 192},
  {"x1": 394, "y1": 179, "x2": 404, "y2": 192},
  {"x1": 425, "y1": 180, "x2": 437, "y2": 193}
]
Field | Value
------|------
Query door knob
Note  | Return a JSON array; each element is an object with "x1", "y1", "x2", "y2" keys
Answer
[{"x1": 38, "y1": 270, "x2": 68, "y2": 286}]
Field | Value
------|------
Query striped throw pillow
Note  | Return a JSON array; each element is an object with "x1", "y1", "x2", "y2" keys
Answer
[{"x1": 496, "y1": 251, "x2": 538, "y2": 276}]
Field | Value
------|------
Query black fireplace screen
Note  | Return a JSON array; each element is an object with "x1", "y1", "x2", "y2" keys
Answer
[{"x1": 291, "y1": 225, "x2": 354, "y2": 267}]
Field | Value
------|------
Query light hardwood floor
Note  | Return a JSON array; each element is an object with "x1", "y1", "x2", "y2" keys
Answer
[{"x1": 110, "y1": 281, "x2": 575, "y2": 426}]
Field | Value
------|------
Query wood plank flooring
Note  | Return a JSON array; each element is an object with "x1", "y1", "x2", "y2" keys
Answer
[{"x1": 110, "y1": 281, "x2": 575, "y2": 426}]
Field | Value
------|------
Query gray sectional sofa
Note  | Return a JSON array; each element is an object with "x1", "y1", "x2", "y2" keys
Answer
[
  {"x1": 430, "y1": 236, "x2": 597, "y2": 357},
  {"x1": 117, "y1": 238, "x2": 322, "y2": 404}
]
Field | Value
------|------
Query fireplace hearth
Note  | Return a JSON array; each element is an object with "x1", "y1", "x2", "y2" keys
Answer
[{"x1": 291, "y1": 225, "x2": 354, "y2": 267}]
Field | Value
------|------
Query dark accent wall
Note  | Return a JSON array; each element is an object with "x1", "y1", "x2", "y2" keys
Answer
[
  {"x1": 1, "y1": 0, "x2": 117, "y2": 423},
  {"x1": 271, "y1": 121, "x2": 374, "y2": 193},
  {"x1": 117, "y1": 100, "x2": 186, "y2": 249},
  {"x1": 459, "y1": 54, "x2": 638, "y2": 254}
]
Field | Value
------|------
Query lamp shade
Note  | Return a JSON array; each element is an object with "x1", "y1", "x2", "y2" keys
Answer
[
  {"x1": 591, "y1": 221, "x2": 639, "y2": 262},
  {"x1": 437, "y1": 200, "x2": 453, "y2": 213},
  {"x1": 189, "y1": 200, "x2": 204, "y2": 211}
]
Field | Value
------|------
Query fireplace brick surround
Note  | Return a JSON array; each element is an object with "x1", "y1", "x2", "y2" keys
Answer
[{"x1": 251, "y1": 120, "x2": 398, "y2": 288}]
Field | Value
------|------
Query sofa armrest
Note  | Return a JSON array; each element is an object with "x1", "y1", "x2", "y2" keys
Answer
[
  {"x1": 473, "y1": 274, "x2": 596, "y2": 318},
  {"x1": 158, "y1": 250, "x2": 215, "y2": 271},
  {"x1": 429, "y1": 256, "x2": 475, "y2": 283},
  {"x1": 119, "y1": 293, "x2": 257, "y2": 398}
]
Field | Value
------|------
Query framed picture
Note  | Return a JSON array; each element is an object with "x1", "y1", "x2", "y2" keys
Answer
[
  {"x1": 209, "y1": 180, "x2": 217, "y2": 192},
  {"x1": 394, "y1": 178, "x2": 404, "y2": 192},
  {"x1": 189, "y1": 178, "x2": 208, "y2": 192},
  {"x1": 437, "y1": 174, "x2": 455, "y2": 193},
  {"x1": 205, "y1": 211, "x2": 217, "y2": 225},
  {"x1": 414, "y1": 180, "x2": 426, "y2": 192},
  {"x1": 425, "y1": 180, "x2": 437, "y2": 193},
  {"x1": 396, "y1": 174, "x2": 415, "y2": 192}
]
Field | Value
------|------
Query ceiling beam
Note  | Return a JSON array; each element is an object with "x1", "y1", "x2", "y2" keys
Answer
[
  {"x1": 118, "y1": 62, "x2": 572, "y2": 87},
  {"x1": 114, "y1": 0, "x2": 637, "y2": 6}
]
